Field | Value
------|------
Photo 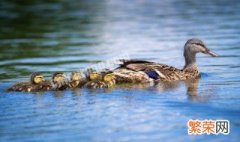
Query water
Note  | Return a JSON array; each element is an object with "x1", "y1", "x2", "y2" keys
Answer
[{"x1": 0, "y1": 0, "x2": 240, "y2": 141}]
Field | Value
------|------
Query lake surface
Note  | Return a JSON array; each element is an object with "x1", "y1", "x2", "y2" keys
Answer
[{"x1": 0, "y1": 0, "x2": 240, "y2": 141}]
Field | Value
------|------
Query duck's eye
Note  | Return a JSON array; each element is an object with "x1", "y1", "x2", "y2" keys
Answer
[
  {"x1": 194, "y1": 43, "x2": 204, "y2": 47},
  {"x1": 40, "y1": 76, "x2": 44, "y2": 80}
]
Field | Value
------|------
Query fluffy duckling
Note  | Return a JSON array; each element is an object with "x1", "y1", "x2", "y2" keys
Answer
[
  {"x1": 102, "y1": 72, "x2": 116, "y2": 88},
  {"x1": 51, "y1": 72, "x2": 69, "y2": 90},
  {"x1": 7, "y1": 73, "x2": 51, "y2": 92},
  {"x1": 68, "y1": 71, "x2": 87, "y2": 88},
  {"x1": 84, "y1": 70, "x2": 104, "y2": 88}
]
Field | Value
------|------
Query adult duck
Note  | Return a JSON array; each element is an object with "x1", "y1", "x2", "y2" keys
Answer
[{"x1": 113, "y1": 38, "x2": 218, "y2": 83}]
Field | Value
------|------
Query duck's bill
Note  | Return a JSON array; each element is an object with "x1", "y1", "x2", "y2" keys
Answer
[{"x1": 205, "y1": 50, "x2": 218, "y2": 57}]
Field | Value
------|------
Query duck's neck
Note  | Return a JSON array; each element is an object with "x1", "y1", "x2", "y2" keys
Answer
[{"x1": 183, "y1": 50, "x2": 198, "y2": 71}]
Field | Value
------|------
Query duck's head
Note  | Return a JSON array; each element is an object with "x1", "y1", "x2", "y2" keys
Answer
[
  {"x1": 31, "y1": 73, "x2": 45, "y2": 84},
  {"x1": 103, "y1": 73, "x2": 116, "y2": 82},
  {"x1": 71, "y1": 72, "x2": 81, "y2": 82},
  {"x1": 184, "y1": 38, "x2": 218, "y2": 67},
  {"x1": 184, "y1": 38, "x2": 218, "y2": 57},
  {"x1": 89, "y1": 71, "x2": 101, "y2": 81},
  {"x1": 52, "y1": 72, "x2": 67, "y2": 83},
  {"x1": 85, "y1": 68, "x2": 100, "y2": 81}
]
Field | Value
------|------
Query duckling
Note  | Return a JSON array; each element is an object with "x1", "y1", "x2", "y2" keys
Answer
[
  {"x1": 51, "y1": 72, "x2": 69, "y2": 91},
  {"x1": 113, "y1": 38, "x2": 218, "y2": 82},
  {"x1": 102, "y1": 72, "x2": 116, "y2": 88},
  {"x1": 7, "y1": 73, "x2": 51, "y2": 92},
  {"x1": 84, "y1": 70, "x2": 104, "y2": 88},
  {"x1": 68, "y1": 71, "x2": 87, "y2": 88}
]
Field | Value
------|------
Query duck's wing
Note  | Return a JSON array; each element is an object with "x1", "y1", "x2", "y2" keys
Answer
[
  {"x1": 118, "y1": 59, "x2": 157, "y2": 71},
  {"x1": 118, "y1": 59, "x2": 184, "y2": 81},
  {"x1": 120, "y1": 59, "x2": 155, "y2": 65},
  {"x1": 146, "y1": 64, "x2": 184, "y2": 81}
]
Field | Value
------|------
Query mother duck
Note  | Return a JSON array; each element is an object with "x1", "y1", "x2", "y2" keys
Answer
[{"x1": 113, "y1": 38, "x2": 218, "y2": 83}]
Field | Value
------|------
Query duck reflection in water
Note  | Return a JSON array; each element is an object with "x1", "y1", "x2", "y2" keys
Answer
[
  {"x1": 154, "y1": 77, "x2": 213, "y2": 102},
  {"x1": 184, "y1": 78, "x2": 214, "y2": 102}
]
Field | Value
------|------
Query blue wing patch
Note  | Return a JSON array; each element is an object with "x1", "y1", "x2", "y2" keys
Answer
[{"x1": 145, "y1": 70, "x2": 160, "y2": 80}]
